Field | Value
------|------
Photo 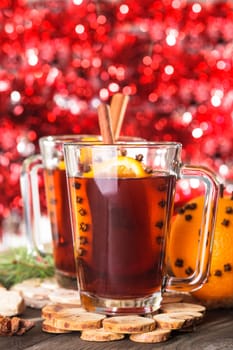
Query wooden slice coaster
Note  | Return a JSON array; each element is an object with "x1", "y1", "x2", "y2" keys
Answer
[
  {"x1": 103, "y1": 315, "x2": 155, "y2": 334},
  {"x1": 42, "y1": 319, "x2": 72, "y2": 334},
  {"x1": 153, "y1": 311, "x2": 203, "y2": 330},
  {"x1": 52, "y1": 312, "x2": 106, "y2": 331},
  {"x1": 130, "y1": 328, "x2": 171, "y2": 343},
  {"x1": 160, "y1": 302, "x2": 206, "y2": 314},
  {"x1": 81, "y1": 328, "x2": 125, "y2": 342},
  {"x1": 48, "y1": 288, "x2": 81, "y2": 306},
  {"x1": 42, "y1": 303, "x2": 87, "y2": 319}
]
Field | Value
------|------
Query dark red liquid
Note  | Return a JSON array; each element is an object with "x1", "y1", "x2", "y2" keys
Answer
[
  {"x1": 44, "y1": 168, "x2": 76, "y2": 279},
  {"x1": 68, "y1": 174, "x2": 176, "y2": 299}
]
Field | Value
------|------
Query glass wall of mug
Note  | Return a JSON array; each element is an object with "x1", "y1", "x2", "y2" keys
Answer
[{"x1": 64, "y1": 141, "x2": 220, "y2": 313}]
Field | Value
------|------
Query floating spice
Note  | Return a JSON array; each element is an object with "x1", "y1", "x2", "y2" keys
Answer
[
  {"x1": 221, "y1": 218, "x2": 230, "y2": 227},
  {"x1": 225, "y1": 206, "x2": 233, "y2": 214},
  {"x1": 185, "y1": 214, "x2": 192, "y2": 221},
  {"x1": 80, "y1": 223, "x2": 89, "y2": 232},
  {"x1": 135, "y1": 154, "x2": 143, "y2": 162},
  {"x1": 79, "y1": 208, "x2": 87, "y2": 216},
  {"x1": 185, "y1": 267, "x2": 194, "y2": 276},
  {"x1": 73, "y1": 182, "x2": 81, "y2": 190},
  {"x1": 76, "y1": 196, "x2": 83, "y2": 204},
  {"x1": 155, "y1": 221, "x2": 164, "y2": 229},
  {"x1": 185, "y1": 203, "x2": 197, "y2": 210},
  {"x1": 178, "y1": 207, "x2": 185, "y2": 214},
  {"x1": 175, "y1": 258, "x2": 184, "y2": 268},
  {"x1": 80, "y1": 236, "x2": 88, "y2": 245},
  {"x1": 120, "y1": 149, "x2": 127, "y2": 156},
  {"x1": 214, "y1": 270, "x2": 222, "y2": 277},
  {"x1": 158, "y1": 200, "x2": 166, "y2": 208},
  {"x1": 224, "y1": 264, "x2": 232, "y2": 272}
]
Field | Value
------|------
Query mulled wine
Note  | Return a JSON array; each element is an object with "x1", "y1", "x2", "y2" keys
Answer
[
  {"x1": 44, "y1": 167, "x2": 76, "y2": 286},
  {"x1": 68, "y1": 174, "x2": 176, "y2": 299}
]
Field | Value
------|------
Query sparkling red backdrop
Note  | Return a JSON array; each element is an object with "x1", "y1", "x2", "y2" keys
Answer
[{"x1": 1, "y1": 0, "x2": 233, "y2": 234}]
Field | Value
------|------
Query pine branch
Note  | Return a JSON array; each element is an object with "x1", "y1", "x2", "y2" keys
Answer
[{"x1": 0, "y1": 247, "x2": 54, "y2": 289}]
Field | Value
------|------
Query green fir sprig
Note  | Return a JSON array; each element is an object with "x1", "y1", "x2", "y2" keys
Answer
[{"x1": 0, "y1": 247, "x2": 54, "y2": 289}]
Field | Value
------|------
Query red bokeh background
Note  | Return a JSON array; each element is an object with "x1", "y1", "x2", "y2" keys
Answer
[{"x1": 1, "y1": 0, "x2": 233, "y2": 235}]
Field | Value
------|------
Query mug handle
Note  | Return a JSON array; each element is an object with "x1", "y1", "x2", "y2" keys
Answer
[
  {"x1": 20, "y1": 155, "x2": 52, "y2": 256},
  {"x1": 165, "y1": 164, "x2": 220, "y2": 292}
]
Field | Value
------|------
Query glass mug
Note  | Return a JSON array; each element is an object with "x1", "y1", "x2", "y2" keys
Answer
[
  {"x1": 20, "y1": 135, "x2": 144, "y2": 289},
  {"x1": 64, "y1": 141, "x2": 220, "y2": 314}
]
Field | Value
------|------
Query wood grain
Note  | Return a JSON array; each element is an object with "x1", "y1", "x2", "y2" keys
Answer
[{"x1": 0, "y1": 308, "x2": 232, "y2": 349}]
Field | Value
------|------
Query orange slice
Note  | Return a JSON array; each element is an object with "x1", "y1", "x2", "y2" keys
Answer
[
  {"x1": 169, "y1": 195, "x2": 233, "y2": 308},
  {"x1": 84, "y1": 156, "x2": 150, "y2": 178},
  {"x1": 81, "y1": 136, "x2": 100, "y2": 142},
  {"x1": 58, "y1": 160, "x2": 65, "y2": 170}
]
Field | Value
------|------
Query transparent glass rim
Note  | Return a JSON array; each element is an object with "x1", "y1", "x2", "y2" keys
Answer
[
  {"x1": 63, "y1": 141, "x2": 182, "y2": 149},
  {"x1": 39, "y1": 134, "x2": 100, "y2": 144},
  {"x1": 39, "y1": 134, "x2": 145, "y2": 145}
]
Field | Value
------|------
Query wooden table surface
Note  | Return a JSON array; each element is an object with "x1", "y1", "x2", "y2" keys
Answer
[{"x1": 0, "y1": 307, "x2": 233, "y2": 350}]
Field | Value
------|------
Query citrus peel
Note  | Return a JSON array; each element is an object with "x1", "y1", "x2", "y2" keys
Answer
[{"x1": 168, "y1": 195, "x2": 233, "y2": 308}]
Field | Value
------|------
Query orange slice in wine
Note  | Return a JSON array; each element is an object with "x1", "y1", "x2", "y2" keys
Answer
[{"x1": 84, "y1": 156, "x2": 150, "y2": 178}]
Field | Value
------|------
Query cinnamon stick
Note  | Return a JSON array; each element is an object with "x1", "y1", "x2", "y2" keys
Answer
[
  {"x1": 97, "y1": 103, "x2": 114, "y2": 144},
  {"x1": 110, "y1": 93, "x2": 129, "y2": 140}
]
